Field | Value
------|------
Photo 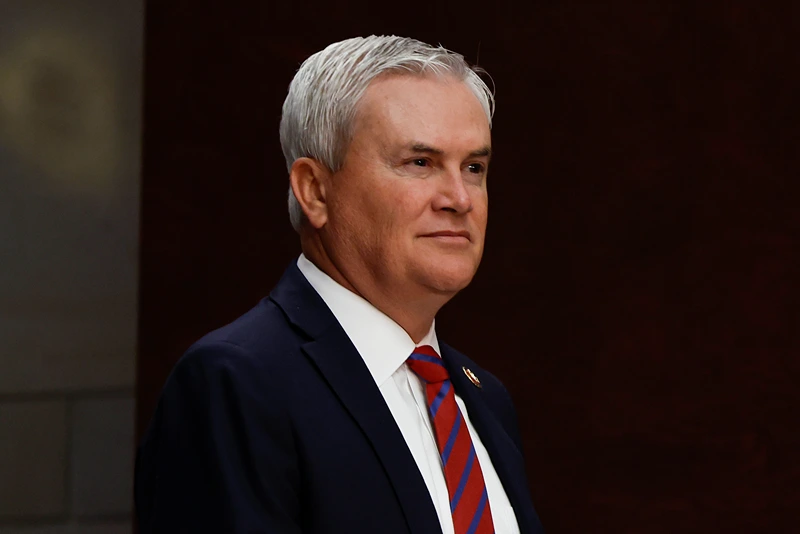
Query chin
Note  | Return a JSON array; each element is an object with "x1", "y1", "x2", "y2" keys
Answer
[{"x1": 416, "y1": 258, "x2": 479, "y2": 295}]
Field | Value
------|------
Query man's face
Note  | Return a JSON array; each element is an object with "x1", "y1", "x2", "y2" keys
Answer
[{"x1": 321, "y1": 74, "x2": 491, "y2": 301}]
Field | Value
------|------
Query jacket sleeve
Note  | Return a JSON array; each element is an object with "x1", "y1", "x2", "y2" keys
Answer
[{"x1": 135, "y1": 341, "x2": 302, "y2": 533}]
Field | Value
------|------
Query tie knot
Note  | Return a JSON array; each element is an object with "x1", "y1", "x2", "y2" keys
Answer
[{"x1": 407, "y1": 345, "x2": 450, "y2": 383}]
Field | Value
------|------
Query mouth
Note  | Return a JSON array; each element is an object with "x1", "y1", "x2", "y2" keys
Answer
[{"x1": 420, "y1": 230, "x2": 472, "y2": 243}]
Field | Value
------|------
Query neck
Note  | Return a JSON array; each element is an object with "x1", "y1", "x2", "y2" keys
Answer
[{"x1": 300, "y1": 233, "x2": 449, "y2": 343}]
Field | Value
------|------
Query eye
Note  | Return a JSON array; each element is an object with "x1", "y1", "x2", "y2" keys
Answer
[
  {"x1": 467, "y1": 163, "x2": 486, "y2": 174},
  {"x1": 411, "y1": 158, "x2": 429, "y2": 167}
]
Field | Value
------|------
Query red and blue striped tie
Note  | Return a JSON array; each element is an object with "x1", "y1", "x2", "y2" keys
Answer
[{"x1": 407, "y1": 345, "x2": 495, "y2": 534}]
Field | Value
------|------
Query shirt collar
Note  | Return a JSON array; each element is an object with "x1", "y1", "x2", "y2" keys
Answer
[{"x1": 296, "y1": 254, "x2": 440, "y2": 387}]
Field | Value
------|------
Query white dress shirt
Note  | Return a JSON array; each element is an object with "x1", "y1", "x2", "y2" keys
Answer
[{"x1": 297, "y1": 255, "x2": 519, "y2": 534}]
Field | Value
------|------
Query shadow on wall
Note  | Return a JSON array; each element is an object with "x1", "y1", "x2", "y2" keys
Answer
[{"x1": 0, "y1": 27, "x2": 119, "y2": 194}]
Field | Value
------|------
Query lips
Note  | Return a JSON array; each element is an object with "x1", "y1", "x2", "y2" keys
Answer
[{"x1": 421, "y1": 230, "x2": 471, "y2": 242}]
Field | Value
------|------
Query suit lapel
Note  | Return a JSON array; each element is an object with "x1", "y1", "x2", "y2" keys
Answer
[
  {"x1": 270, "y1": 263, "x2": 441, "y2": 534},
  {"x1": 440, "y1": 345, "x2": 542, "y2": 534}
]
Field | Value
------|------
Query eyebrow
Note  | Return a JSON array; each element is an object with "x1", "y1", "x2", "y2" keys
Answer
[{"x1": 407, "y1": 143, "x2": 492, "y2": 160}]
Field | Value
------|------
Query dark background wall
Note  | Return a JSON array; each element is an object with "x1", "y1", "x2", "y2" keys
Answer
[
  {"x1": 138, "y1": 1, "x2": 799, "y2": 532},
  {"x1": 1, "y1": 1, "x2": 140, "y2": 530}
]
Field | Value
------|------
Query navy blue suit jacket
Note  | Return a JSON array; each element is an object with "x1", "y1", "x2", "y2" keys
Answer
[{"x1": 135, "y1": 262, "x2": 545, "y2": 533}]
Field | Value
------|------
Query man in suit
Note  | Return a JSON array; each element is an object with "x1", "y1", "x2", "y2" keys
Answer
[{"x1": 135, "y1": 35, "x2": 545, "y2": 534}]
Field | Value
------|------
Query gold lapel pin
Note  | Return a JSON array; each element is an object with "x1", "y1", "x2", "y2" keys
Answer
[{"x1": 462, "y1": 366, "x2": 481, "y2": 388}]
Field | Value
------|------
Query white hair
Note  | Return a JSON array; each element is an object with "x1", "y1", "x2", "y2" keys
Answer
[{"x1": 280, "y1": 35, "x2": 495, "y2": 232}]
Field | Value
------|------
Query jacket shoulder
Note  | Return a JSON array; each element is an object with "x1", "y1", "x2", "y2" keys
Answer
[{"x1": 167, "y1": 297, "x2": 311, "y2": 391}]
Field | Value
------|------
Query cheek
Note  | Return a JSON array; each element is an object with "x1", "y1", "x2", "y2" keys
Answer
[
  {"x1": 335, "y1": 172, "x2": 433, "y2": 248},
  {"x1": 472, "y1": 192, "x2": 489, "y2": 229},
  {"x1": 372, "y1": 184, "x2": 425, "y2": 234},
  {"x1": 326, "y1": 196, "x2": 372, "y2": 255},
  {"x1": 337, "y1": 189, "x2": 402, "y2": 252}
]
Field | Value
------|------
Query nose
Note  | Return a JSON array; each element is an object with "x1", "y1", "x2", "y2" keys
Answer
[{"x1": 432, "y1": 166, "x2": 473, "y2": 214}]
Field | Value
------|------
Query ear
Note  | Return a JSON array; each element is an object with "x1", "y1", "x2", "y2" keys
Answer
[{"x1": 289, "y1": 157, "x2": 330, "y2": 229}]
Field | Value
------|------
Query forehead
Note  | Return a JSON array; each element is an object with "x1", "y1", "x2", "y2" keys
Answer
[{"x1": 352, "y1": 74, "x2": 491, "y2": 147}]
